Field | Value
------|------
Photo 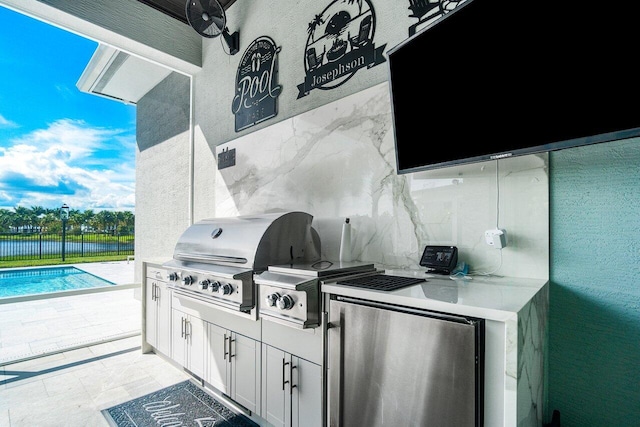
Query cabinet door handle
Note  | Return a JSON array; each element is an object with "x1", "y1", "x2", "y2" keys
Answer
[
  {"x1": 282, "y1": 359, "x2": 289, "y2": 391},
  {"x1": 151, "y1": 283, "x2": 156, "y2": 301},
  {"x1": 223, "y1": 333, "x2": 228, "y2": 360},
  {"x1": 185, "y1": 319, "x2": 191, "y2": 338},
  {"x1": 181, "y1": 317, "x2": 185, "y2": 338},
  {"x1": 228, "y1": 337, "x2": 235, "y2": 363},
  {"x1": 290, "y1": 363, "x2": 297, "y2": 395}
]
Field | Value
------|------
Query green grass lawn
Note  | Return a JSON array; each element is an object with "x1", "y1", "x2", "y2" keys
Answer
[{"x1": 0, "y1": 255, "x2": 132, "y2": 269}]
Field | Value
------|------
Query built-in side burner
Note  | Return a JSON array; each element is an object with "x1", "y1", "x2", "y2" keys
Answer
[
  {"x1": 336, "y1": 274, "x2": 426, "y2": 291},
  {"x1": 255, "y1": 260, "x2": 379, "y2": 328}
]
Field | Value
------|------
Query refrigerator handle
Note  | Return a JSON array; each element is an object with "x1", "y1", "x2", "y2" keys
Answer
[{"x1": 328, "y1": 304, "x2": 344, "y2": 427}]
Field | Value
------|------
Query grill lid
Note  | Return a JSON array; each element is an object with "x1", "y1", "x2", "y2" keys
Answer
[{"x1": 171, "y1": 211, "x2": 320, "y2": 271}]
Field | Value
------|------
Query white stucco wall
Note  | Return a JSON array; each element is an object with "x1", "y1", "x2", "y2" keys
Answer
[{"x1": 134, "y1": 72, "x2": 192, "y2": 282}]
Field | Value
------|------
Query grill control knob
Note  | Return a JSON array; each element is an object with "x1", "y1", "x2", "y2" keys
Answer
[
  {"x1": 168, "y1": 272, "x2": 179, "y2": 281},
  {"x1": 218, "y1": 283, "x2": 233, "y2": 295},
  {"x1": 210, "y1": 281, "x2": 220, "y2": 292},
  {"x1": 199, "y1": 279, "x2": 211, "y2": 290},
  {"x1": 182, "y1": 275, "x2": 194, "y2": 286},
  {"x1": 266, "y1": 293, "x2": 281, "y2": 307},
  {"x1": 276, "y1": 294, "x2": 295, "y2": 310}
]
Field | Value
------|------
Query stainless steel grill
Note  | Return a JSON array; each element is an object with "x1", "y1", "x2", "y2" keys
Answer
[{"x1": 163, "y1": 211, "x2": 321, "y2": 319}]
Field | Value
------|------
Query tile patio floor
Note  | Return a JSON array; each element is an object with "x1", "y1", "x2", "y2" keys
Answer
[{"x1": 0, "y1": 261, "x2": 190, "y2": 426}]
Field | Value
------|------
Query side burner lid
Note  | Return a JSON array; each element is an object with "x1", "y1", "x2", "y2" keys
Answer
[{"x1": 267, "y1": 261, "x2": 376, "y2": 278}]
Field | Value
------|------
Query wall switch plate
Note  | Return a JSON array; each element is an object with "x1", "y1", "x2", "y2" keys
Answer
[
  {"x1": 218, "y1": 148, "x2": 236, "y2": 170},
  {"x1": 485, "y1": 228, "x2": 507, "y2": 249}
]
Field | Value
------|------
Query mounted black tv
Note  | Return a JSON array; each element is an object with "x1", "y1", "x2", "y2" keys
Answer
[{"x1": 387, "y1": 0, "x2": 640, "y2": 174}]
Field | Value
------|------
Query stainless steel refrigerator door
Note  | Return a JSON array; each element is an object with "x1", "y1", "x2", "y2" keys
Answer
[{"x1": 328, "y1": 297, "x2": 481, "y2": 427}]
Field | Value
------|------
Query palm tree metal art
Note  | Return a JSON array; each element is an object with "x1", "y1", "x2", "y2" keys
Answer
[{"x1": 307, "y1": 13, "x2": 325, "y2": 43}]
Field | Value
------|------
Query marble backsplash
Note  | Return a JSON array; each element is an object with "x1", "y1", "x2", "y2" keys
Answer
[{"x1": 212, "y1": 82, "x2": 549, "y2": 280}]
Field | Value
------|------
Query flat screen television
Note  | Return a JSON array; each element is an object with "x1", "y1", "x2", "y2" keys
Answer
[{"x1": 387, "y1": 0, "x2": 640, "y2": 174}]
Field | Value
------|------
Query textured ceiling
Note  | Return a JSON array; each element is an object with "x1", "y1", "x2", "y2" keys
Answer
[{"x1": 136, "y1": 0, "x2": 237, "y2": 24}]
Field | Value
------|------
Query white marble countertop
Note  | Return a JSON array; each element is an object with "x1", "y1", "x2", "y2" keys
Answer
[
  {"x1": 150, "y1": 257, "x2": 547, "y2": 322},
  {"x1": 321, "y1": 267, "x2": 548, "y2": 322},
  {"x1": 143, "y1": 258, "x2": 172, "y2": 268}
]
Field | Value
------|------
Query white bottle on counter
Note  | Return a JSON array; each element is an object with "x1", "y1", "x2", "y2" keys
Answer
[{"x1": 339, "y1": 218, "x2": 352, "y2": 262}]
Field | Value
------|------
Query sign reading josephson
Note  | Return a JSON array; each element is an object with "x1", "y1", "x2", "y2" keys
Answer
[{"x1": 297, "y1": 0, "x2": 386, "y2": 98}]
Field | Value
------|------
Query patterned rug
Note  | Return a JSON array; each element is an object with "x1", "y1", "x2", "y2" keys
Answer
[{"x1": 102, "y1": 380, "x2": 258, "y2": 427}]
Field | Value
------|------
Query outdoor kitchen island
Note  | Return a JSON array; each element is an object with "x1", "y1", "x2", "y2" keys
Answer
[
  {"x1": 322, "y1": 270, "x2": 549, "y2": 427},
  {"x1": 143, "y1": 254, "x2": 547, "y2": 427}
]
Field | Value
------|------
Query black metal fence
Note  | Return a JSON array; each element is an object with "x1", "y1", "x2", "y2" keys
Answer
[{"x1": 0, "y1": 232, "x2": 134, "y2": 261}]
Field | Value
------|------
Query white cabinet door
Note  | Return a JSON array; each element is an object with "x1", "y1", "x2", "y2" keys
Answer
[
  {"x1": 231, "y1": 333, "x2": 260, "y2": 414},
  {"x1": 171, "y1": 308, "x2": 187, "y2": 367},
  {"x1": 262, "y1": 344, "x2": 322, "y2": 427},
  {"x1": 145, "y1": 279, "x2": 158, "y2": 348},
  {"x1": 291, "y1": 357, "x2": 322, "y2": 427},
  {"x1": 207, "y1": 323, "x2": 230, "y2": 394},
  {"x1": 171, "y1": 309, "x2": 206, "y2": 379},
  {"x1": 155, "y1": 281, "x2": 172, "y2": 355},
  {"x1": 207, "y1": 326, "x2": 260, "y2": 414},
  {"x1": 145, "y1": 273, "x2": 172, "y2": 356},
  {"x1": 187, "y1": 315, "x2": 207, "y2": 380},
  {"x1": 262, "y1": 344, "x2": 290, "y2": 427}
]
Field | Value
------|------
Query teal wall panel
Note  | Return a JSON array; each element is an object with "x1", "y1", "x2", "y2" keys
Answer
[{"x1": 549, "y1": 138, "x2": 640, "y2": 426}]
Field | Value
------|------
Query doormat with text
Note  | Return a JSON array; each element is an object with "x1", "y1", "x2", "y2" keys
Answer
[{"x1": 102, "y1": 380, "x2": 258, "y2": 427}]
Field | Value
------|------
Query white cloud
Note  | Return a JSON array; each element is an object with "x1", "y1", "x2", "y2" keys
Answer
[
  {"x1": 11, "y1": 119, "x2": 115, "y2": 160},
  {"x1": 0, "y1": 119, "x2": 135, "y2": 211},
  {"x1": 0, "y1": 114, "x2": 18, "y2": 128}
]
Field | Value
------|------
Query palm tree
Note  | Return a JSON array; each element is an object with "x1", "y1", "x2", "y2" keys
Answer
[
  {"x1": 79, "y1": 209, "x2": 96, "y2": 232},
  {"x1": 95, "y1": 210, "x2": 117, "y2": 234},
  {"x1": 12, "y1": 206, "x2": 31, "y2": 233},
  {"x1": 0, "y1": 209, "x2": 13, "y2": 232},
  {"x1": 116, "y1": 211, "x2": 135, "y2": 234},
  {"x1": 67, "y1": 209, "x2": 83, "y2": 234},
  {"x1": 39, "y1": 210, "x2": 59, "y2": 233},
  {"x1": 307, "y1": 14, "x2": 325, "y2": 42},
  {"x1": 0, "y1": 206, "x2": 134, "y2": 235},
  {"x1": 29, "y1": 206, "x2": 46, "y2": 232}
]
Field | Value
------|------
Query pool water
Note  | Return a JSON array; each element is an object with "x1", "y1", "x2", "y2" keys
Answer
[{"x1": 0, "y1": 266, "x2": 115, "y2": 298}]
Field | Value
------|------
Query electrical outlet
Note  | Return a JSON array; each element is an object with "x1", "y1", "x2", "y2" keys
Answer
[
  {"x1": 218, "y1": 148, "x2": 236, "y2": 170},
  {"x1": 485, "y1": 228, "x2": 507, "y2": 249}
]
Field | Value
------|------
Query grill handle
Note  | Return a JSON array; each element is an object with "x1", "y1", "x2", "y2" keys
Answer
[{"x1": 174, "y1": 253, "x2": 248, "y2": 264}]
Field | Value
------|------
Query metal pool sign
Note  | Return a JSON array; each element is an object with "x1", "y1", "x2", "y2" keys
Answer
[
  {"x1": 297, "y1": 0, "x2": 386, "y2": 98},
  {"x1": 232, "y1": 36, "x2": 283, "y2": 132}
]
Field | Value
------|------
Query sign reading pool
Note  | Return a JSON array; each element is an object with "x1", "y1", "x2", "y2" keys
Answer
[
  {"x1": 232, "y1": 36, "x2": 282, "y2": 132},
  {"x1": 0, "y1": 267, "x2": 115, "y2": 299}
]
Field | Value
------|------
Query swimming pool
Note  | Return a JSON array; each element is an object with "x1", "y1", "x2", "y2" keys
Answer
[{"x1": 0, "y1": 266, "x2": 116, "y2": 299}]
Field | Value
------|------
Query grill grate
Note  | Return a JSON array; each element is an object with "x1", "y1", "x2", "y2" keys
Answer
[{"x1": 336, "y1": 274, "x2": 426, "y2": 291}]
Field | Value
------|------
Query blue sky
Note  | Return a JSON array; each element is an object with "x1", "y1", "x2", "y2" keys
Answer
[{"x1": 0, "y1": 5, "x2": 136, "y2": 212}]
